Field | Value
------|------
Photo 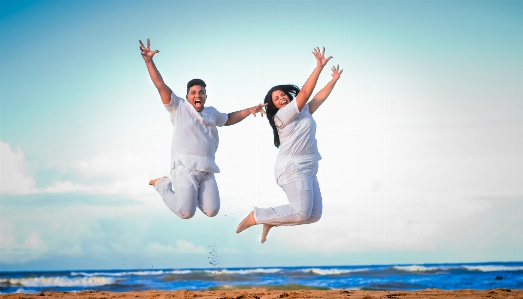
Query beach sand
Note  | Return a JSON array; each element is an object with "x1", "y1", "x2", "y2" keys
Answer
[{"x1": 1, "y1": 288, "x2": 522, "y2": 299}]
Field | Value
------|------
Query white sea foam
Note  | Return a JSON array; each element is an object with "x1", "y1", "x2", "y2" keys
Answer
[
  {"x1": 165, "y1": 270, "x2": 193, "y2": 275},
  {"x1": 7, "y1": 276, "x2": 115, "y2": 287},
  {"x1": 71, "y1": 270, "x2": 191, "y2": 277},
  {"x1": 462, "y1": 265, "x2": 523, "y2": 272},
  {"x1": 393, "y1": 265, "x2": 456, "y2": 272},
  {"x1": 209, "y1": 268, "x2": 283, "y2": 275},
  {"x1": 302, "y1": 268, "x2": 371, "y2": 275},
  {"x1": 394, "y1": 264, "x2": 523, "y2": 272},
  {"x1": 15, "y1": 288, "x2": 38, "y2": 294}
]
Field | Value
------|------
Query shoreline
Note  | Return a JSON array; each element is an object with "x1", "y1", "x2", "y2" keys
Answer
[{"x1": 1, "y1": 288, "x2": 522, "y2": 299}]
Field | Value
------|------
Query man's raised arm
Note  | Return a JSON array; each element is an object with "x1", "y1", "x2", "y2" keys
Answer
[{"x1": 139, "y1": 39, "x2": 172, "y2": 105}]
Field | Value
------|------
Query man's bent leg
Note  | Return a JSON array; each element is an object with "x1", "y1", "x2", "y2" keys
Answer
[
  {"x1": 154, "y1": 166, "x2": 198, "y2": 219},
  {"x1": 197, "y1": 172, "x2": 220, "y2": 217}
]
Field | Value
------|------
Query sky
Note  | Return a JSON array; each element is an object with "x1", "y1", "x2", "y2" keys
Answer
[{"x1": 1, "y1": 0, "x2": 522, "y2": 271}]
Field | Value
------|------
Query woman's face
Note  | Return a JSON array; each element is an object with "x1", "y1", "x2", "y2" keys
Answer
[{"x1": 271, "y1": 90, "x2": 290, "y2": 109}]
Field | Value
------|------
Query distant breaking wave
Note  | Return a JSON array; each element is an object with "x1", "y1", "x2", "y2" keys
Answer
[
  {"x1": 301, "y1": 268, "x2": 372, "y2": 275},
  {"x1": 393, "y1": 265, "x2": 458, "y2": 272},
  {"x1": 71, "y1": 270, "x2": 191, "y2": 277},
  {"x1": 211, "y1": 268, "x2": 283, "y2": 275},
  {"x1": 394, "y1": 264, "x2": 523, "y2": 272},
  {"x1": 1, "y1": 276, "x2": 115, "y2": 287},
  {"x1": 462, "y1": 265, "x2": 523, "y2": 272}
]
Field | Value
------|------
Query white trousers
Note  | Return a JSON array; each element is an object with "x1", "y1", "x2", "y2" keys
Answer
[
  {"x1": 154, "y1": 163, "x2": 220, "y2": 219},
  {"x1": 254, "y1": 160, "x2": 322, "y2": 226}
]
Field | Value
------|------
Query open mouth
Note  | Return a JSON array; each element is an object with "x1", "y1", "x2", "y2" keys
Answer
[
  {"x1": 195, "y1": 99, "x2": 202, "y2": 108},
  {"x1": 281, "y1": 100, "x2": 288, "y2": 106}
]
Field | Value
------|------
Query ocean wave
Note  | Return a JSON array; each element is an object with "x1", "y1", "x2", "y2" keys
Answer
[
  {"x1": 5, "y1": 276, "x2": 116, "y2": 287},
  {"x1": 462, "y1": 265, "x2": 523, "y2": 272},
  {"x1": 392, "y1": 264, "x2": 523, "y2": 273},
  {"x1": 210, "y1": 268, "x2": 283, "y2": 275},
  {"x1": 301, "y1": 268, "x2": 371, "y2": 275},
  {"x1": 15, "y1": 288, "x2": 38, "y2": 294},
  {"x1": 393, "y1": 265, "x2": 456, "y2": 272},
  {"x1": 71, "y1": 270, "x2": 191, "y2": 277}
]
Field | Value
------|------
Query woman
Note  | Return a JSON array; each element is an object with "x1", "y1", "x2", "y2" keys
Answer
[{"x1": 236, "y1": 47, "x2": 342, "y2": 243}]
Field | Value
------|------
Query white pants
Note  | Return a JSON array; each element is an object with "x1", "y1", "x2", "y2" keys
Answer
[
  {"x1": 254, "y1": 160, "x2": 322, "y2": 226},
  {"x1": 154, "y1": 163, "x2": 220, "y2": 219}
]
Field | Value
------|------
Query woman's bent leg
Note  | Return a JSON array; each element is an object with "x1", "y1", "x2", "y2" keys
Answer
[
  {"x1": 254, "y1": 177, "x2": 315, "y2": 226},
  {"x1": 302, "y1": 175, "x2": 322, "y2": 224}
]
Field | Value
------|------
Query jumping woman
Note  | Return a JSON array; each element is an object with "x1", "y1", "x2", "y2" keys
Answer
[{"x1": 236, "y1": 47, "x2": 342, "y2": 243}]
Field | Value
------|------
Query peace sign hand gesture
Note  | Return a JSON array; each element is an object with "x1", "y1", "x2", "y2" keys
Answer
[
  {"x1": 312, "y1": 47, "x2": 332, "y2": 68},
  {"x1": 250, "y1": 103, "x2": 268, "y2": 117},
  {"x1": 139, "y1": 39, "x2": 159, "y2": 62}
]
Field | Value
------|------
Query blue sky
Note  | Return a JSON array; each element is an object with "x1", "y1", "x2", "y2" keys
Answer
[{"x1": 1, "y1": 0, "x2": 522, "y2": 271}]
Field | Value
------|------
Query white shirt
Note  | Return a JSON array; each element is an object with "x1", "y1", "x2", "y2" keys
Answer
[
  {"x1": 164, "y1": 92, "x2": 228, "y2": 173},
  {"x1": 273, "y1": 100, "x2": 322, "y2": 171}
]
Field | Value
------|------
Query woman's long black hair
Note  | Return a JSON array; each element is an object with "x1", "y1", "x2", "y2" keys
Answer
[{"x1": 264, "y1": 84, "x2": 301, "y2": 148}]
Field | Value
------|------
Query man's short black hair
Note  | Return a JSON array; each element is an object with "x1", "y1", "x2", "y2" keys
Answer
[{"x1": 187, "y1": 79, "x2": 206, "y2": 94}]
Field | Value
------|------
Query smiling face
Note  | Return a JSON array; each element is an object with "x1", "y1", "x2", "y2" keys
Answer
[
  {"x1": 186, "y1": 85, "x2": 207, "y2": 112},
  {"x1": 271, "y1": 90, "x2": 290, "y2": 109}
]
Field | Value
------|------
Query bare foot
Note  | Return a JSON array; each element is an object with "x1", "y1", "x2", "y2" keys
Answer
[
  {"x1": 261, "y1": 224, "x2": 274, "y2": 243},
  {"x1": 236, "y1": 211, "x2": 256, "y2": 233},
  {"x1": 149, "y1": 176, "x2": 167, "y2": 186}
]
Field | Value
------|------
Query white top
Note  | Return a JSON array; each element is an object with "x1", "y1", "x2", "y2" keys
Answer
[
  {"x1": 273, "y1": 100, "x2": 322, "y2": 171},
  {"x1": 164, "y1": 92, "x2": 228, "y2": 173}
]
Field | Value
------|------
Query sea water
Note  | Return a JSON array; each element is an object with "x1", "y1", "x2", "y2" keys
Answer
[{"x1": 1, "y1": 262, "x2": 522, "y2": 294}]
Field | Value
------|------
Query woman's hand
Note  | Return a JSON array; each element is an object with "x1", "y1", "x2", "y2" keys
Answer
[
  {"x1": 331, "y1": 64, "x2": 343, "y2": 81},
  {"x1": 250, "y1": 103, "x2": 268, "y2": 117},
  {"x1": 313, "y1": 47, "x2": 332, "y2": 68},
  {"x1": 139, "y1": 39, "x2": 159, "y2": 62}
]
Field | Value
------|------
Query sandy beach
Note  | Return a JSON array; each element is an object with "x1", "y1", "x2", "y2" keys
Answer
[{"x1": 2, "y1": 288, "x2": 522, "y2": 299}]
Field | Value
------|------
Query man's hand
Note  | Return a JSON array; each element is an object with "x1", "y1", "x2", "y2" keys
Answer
[
  {"x1": 225, "y1": 103, "x2": 268, "y2": 126},
  {"x1": 139, "y1": 39, "x2": 159, "y2": 62},
  {"x1": 250, "y1": 103, "x2": 268, "y2": 117},
  {"x1": 313, "y1": 47, "x2": 332, "y2": 68}
]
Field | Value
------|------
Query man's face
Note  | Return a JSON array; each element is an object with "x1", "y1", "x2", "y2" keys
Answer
[{"x1": 186, "y1": 85, "x2": 207, "y2": 112}]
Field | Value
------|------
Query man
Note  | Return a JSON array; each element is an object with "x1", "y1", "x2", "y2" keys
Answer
[{"x1": 140, "y1": 39, "x2": 265, "y2": 219}]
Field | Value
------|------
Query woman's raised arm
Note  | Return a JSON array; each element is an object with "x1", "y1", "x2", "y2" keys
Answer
[
  {"x1": 308, "y1": 64, "x2": 343, "y2": 114},
  {"x1": 294, "y1": 47, "x2": 332, "y2": 112}
]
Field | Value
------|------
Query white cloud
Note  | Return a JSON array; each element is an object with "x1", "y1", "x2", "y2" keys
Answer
[
  {"x1": 1, "y1": 120, "x2": 522, "y2": 266},
  {"x1": 265, "y1": 188, "x2": 508, "y2": 254},
  {"x1": 0, "y1": 141, "x2": 37, "y2": 195},
  {"x1": 175, "y1": 240, "x2": 206, "y2": 253},
  {"x1": 0, "y1": 202, "x2": 167, "y2": 263},
  {"x1": 0, "y1": 221, "x2": 48, "y2": 264},
  {"x1": 23, "y1": 232, "x2": 47, "y2": 250},
  {"x1": 0, "y1": 220, "x2": 17, "y2": 249},
  {"x1": 145, "y1": 240, "x2": 206, "y2": 256},
  {"x1": 46, "y1": 150, "x2": 159, "y2": 197},
  {"x1": 0, "y1": 141, "x2": 160, "y2": 199}
]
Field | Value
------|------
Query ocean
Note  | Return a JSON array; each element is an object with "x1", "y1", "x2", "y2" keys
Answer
[{"x1": 1, "y1": 262, "x2": 522, "y2": 294}]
